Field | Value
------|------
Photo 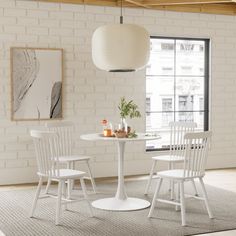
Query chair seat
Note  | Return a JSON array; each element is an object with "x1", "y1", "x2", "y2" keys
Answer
[
  {"x1": 58, "y1": 155, "x2": 90, "y2": 163},
  {"x1": 152, "y1": 155, "x2": 184, "y2": 162},
  {"x1": 38, "y1": 169, "x2": 86, "y2": 179},
  {"x1": 157, "y1": 169, "x2": 202, "y2": 180}
]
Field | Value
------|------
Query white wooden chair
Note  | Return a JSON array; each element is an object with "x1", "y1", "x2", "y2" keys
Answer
[
  {"x1": 148, "y1": 131, "x2": 213, "y2": 226},
  {"x1": 30, "y1": 130, "x2": 93, "y2": 225},
  {"x1": 145, "y1": 121, "x2": 198, "y2": 198},
  {"x1": 45, "y1": 121, "x2": 96, "y2": 197}
]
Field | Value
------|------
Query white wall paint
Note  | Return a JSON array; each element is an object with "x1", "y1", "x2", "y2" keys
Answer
[{"x1": 0, "y1": 0, "x2": 236, "y2": 185}]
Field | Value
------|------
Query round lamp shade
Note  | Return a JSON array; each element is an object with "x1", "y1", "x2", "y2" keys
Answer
[{"x1": 92, "y1": 24, "x2": 150, "y2": 72}]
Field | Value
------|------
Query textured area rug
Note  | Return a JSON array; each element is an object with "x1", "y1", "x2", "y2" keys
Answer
[{"x1": 0, "y1": 179, "x2": 235, "y2": 236}]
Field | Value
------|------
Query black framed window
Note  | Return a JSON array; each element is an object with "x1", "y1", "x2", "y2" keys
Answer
[{"x1": 146, "y1": 36, "x2": 210, "y2": 151}]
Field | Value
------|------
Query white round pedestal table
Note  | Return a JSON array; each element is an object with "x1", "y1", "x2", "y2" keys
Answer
[{"x1": 80, "y1": 133, "x2": 161, "y2": 211}]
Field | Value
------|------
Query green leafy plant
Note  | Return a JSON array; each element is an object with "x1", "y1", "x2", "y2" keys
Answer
[
  {"x1": 127, "y1": 131, "x2": 138, "y2": 138},
  {"x1": 118, "y1": 97, "x2": 141, "y2": 119}
]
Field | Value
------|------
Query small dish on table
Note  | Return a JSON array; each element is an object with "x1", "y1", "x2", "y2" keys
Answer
[{"x1": 114, "y1": 130, "x2": 127, "y2": 138}]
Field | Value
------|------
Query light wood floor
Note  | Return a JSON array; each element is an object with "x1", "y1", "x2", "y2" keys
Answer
[
  {"x1": 195, "y1": 169, "x2": 236, "y2": 236},
  {"x1": 0, "y1": 168, "x2": 236, "y2": 236}
]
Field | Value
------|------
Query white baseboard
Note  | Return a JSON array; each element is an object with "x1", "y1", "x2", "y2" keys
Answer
[{"x1": 0, "y1": 167, "x2": 38, "y2": 185}]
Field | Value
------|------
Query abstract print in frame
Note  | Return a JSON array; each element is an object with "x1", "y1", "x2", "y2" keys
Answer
[{"x1": 11, "y1": 48, "x2": 63, "y2": 121}]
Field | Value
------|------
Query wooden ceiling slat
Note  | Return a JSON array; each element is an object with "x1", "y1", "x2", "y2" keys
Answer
[
  {"x1": 39, "y1": 0, "x2": 117, "y2": 6},
  {"x1": 26, "y1": 0, "x2": 236, "y2": 15},
  {"x1": 125, "y1": 0, "x2": 151, "y2": 8},
  {"x1": 142, "y1": 0, "x2": 233, "y2": 6},
  {"x1": 152, "y1": 3, "x2": 236, "y2": 15}
]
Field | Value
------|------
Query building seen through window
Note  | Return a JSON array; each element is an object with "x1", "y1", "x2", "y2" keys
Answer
[
  {"x1": 146, "y1": 37, "x2": 209, "y2": 151},
  {"x1": 162, "y1": 98, "x2": 172, "y2": 127},
  {"x1": 180, "y1": 42, "x2": 194, "y2": 51},
  {"x1": 178, "y1": 95, "x2": 194, "y2": 122}
]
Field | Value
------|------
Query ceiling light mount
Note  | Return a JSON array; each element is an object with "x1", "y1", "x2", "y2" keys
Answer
[{"x1": 120, "y1": 0, "x2": 123, "y2": 24}]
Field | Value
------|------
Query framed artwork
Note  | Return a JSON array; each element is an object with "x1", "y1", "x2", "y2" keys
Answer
[{"x1": 11, "y1": 47, "x2": 63, "y2": 121}]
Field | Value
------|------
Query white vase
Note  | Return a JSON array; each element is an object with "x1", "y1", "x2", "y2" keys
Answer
[{"x1": 119, "y1": 118, "x2": 128, "y2": 132}]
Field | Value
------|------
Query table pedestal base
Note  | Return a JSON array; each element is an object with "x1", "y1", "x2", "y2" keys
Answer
[{"x1": 92, "y1": 197, "x2": 150, "y2": 211}]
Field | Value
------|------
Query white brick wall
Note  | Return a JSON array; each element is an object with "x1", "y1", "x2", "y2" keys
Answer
[{"x1": 0, "y1": 0, "x2": 236, "y2": 185}]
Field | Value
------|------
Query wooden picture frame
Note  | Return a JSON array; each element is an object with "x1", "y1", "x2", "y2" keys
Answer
[{"x1": 10, "y1": 47, "x2": 63, "y2": 121}]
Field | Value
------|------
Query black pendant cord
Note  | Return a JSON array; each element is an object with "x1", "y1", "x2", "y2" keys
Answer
[{"x1": 120, "y1": 0, "x2": 123, "y2": 24}]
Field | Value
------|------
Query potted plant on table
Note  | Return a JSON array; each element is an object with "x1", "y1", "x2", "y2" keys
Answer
[{"x1": 116, "y1": 97, "x2": 141, "y2": 138}]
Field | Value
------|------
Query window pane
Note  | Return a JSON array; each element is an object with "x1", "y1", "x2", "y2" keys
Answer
[
  {"x1": 179, "y1": 95, "x2": 193, "y2": 111},
  {"x1": 146, "y1": 112, "x2": 174, "y2": 150},
  {"x1": 199, "y1": 97, "x2": 204, "y2": 115},
  {"x1": 146, "y1": 97, "x2": 151, "y2": 116},
  {"x1": 146, "y1": 130, "x2": 171, "y2": 150},
  {"x1": 176, "y1": 40, "x2": 205, "y2": 76},
  {"x1": 146, "y1": 112, "x2": 174, "y2": 132},
  {"x1": 146, "y1": 38, "x2": 175, "y2": 76},
  {"x1": 175, "y1": 76, "x2": 204, "y2": 111},
  {"x1": 162, "y1": 99, "x2": 173, "y2": 127},
  {"x1": 175, "y1": 111, "x2": 204, "y2": 130},
  {"x1": 177, "y1": 111, "x2": 194, "y2": 122},
  {"x1": 146, "y1": 111, "x2": 204, "y2": 150},
  {"x1": 146, "y1": 76, "x2": 174, "y2": 113}
]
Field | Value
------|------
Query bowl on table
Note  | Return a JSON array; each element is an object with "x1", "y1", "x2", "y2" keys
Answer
[{"x1": 114, "y1": 130, "x2": 127, "y2": 138}]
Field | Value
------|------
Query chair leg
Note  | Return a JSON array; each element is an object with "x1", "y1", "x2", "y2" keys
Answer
[
  {"x1": 62, "y1": 180, "x2": 68, "y2": 211},
  {"x1": 180, "y1": 181, "x2": 186, "y2": 226},
  {"x1": 30, "y1": 177, "x2": 43, "y2": 217},
  {"x1": 170, "y1": 162, "x2": 175, "y2": 200},
  {"x1": 168, "y1": 162, "x2": 171, "y2": 192},
  {"x1": 148, "y1": 178, "x2": 163, "y2": 218},
  {"x1": 175, "y1": 182, "x2": 180, "y2": 211},
  {"x1": 144, "y1": 160, "x2": 157, "y2": 195},
  {"x1": 86, "y1": 160, "x2": 97, "y2": 193},
  {"x1": 199, "y1": 177, "x2": 214, "y2": 219},
  {"x1": 170, "y1": 180, "x2": 175, "y2": 200},
  {"x1": 66, "y1": 162, "x2": 73, "y2": 199},
  {"x1": 80, "y1": 178, "x2": 94, "y2": 217},
  {"x1": 71, "y1": 161, "x2": 75, "y2": 190},
  {"x1": 191, "y1": 179, "x2": 198, "y2": 196},
  {"x1": 56, "y1": 180, "x2": 63, "y2": 225},
  {"x1": 45, "y1": 178, "x2": 51, "y2": 194}
]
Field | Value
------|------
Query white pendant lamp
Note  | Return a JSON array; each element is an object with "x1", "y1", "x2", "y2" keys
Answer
[{"x1": 92, "y1": 0, "x2": 150, "y2": 72}]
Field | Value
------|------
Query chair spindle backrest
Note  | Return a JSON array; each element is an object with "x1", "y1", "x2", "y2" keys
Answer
[
  {"x1": 30, "y1": 130, "x2": 60, "y2": 177},
  {"x1": 169, "y1": 122, "x2": 197, "y2": 159},
  {"x1": 46, "y1": 121, "x2": 74, "y2": 156},
  {"x1": 183, "y1": 131, "x2": 212, "y2": 178}
]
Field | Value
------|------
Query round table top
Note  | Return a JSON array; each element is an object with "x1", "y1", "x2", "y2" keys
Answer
[{"x1": 80, "y1": 133, "x2": 161, "y2": 142}]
